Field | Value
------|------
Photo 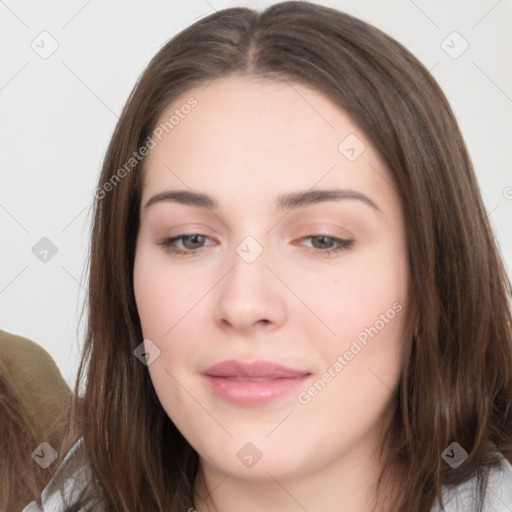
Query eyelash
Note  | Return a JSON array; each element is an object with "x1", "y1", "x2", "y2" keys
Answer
[{"x1": 156, "y1": 233, "x2": 353, "y2": 257}]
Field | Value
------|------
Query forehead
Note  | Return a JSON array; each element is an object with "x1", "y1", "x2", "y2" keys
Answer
[
  {"x1": 141, "y1": 76, "x2": 395, "y2": 212},
  {"x1": 148, "y1": 75, "x2": 357, "y2": 167}
]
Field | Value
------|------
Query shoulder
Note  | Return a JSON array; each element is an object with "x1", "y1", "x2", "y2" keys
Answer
[
  {"x1": 430, "y1": 454, "x2": 512, "y2": 512},
  {"x1": 0, "y1": 329, "x2": 69, "y2": 398},
  {"x1": 22, "y1": 437, "x2": 97, "y2": 512},
  {"x1": 0, "y1": 329, "x2": 56, "y2": 367}
]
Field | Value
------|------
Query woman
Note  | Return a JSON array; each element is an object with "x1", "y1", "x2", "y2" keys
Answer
[{"x1": 23, "y1": 1, "x2": 512, "y2": 511}]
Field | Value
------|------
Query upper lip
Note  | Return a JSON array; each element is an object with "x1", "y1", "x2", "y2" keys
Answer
[{"x1": 203, "y1": 360, "x2": 311, "y2": 379}]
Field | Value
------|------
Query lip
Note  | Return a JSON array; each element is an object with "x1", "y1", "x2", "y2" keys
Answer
[{"x1": 202, "y1": 360, "x2": 312, "y2": 407}]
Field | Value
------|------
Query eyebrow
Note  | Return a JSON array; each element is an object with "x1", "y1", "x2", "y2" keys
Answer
[{"x1": 143, "y1": 188, "x2": 381, "y2": 213}]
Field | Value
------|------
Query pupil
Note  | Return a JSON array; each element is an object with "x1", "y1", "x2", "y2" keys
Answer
[
  {"x1": 186, "y1": 235, "x2": 203, "y2": 248},
  {"x1": 315, "y1": 236, "x2": 330, "y2": 248}
]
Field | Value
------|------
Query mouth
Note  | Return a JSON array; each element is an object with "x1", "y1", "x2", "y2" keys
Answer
[{"x1": 202, "y1": 359, "x2": 312, "y2": 407}]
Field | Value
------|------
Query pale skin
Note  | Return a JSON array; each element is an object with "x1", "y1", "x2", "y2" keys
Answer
[{"x1": 133, "y1": 76, "x2": 409, "y2": 512}]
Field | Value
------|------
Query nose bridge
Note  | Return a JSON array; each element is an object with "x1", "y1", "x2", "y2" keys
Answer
[
  {"x1": 234, "y1": 234, "x2": 266, "y2": 266},
  {"x1": 213, "y1": 231, "x2": 284, "y2": 330},
  {"x1": 226, "y1": 233, "x2": 269, "y2": 295}
]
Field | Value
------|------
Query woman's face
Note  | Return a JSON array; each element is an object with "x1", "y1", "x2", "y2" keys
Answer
[{"x1": 133, "y1": 76, "x2": 408, "y2": 483}]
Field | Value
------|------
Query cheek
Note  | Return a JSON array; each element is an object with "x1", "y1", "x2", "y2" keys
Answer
[
  {"x1": 133, "y1": 245, "x2": 204, "y2": 390},
  {"x1": 293, "y1": 265, "x2": 406, "y2": 445},
  {"x1": 133, "y1": 249, "x2": 196, "y2": 419},
  {"x1": 296, "y1": 239, "x2": 407, "y2": 398},
  {"x1": 295, "y1": 239, "x2": 407, "y2": 341},
  {"x1": 133, "y1": 270, "x2": 168, "y2": 339},
  {"x1": 133, "y1": 243, "x2": 189, "y2": 340}
]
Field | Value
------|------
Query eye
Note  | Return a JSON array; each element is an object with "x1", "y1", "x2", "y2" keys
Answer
[
  {"x1": 156, "y1": 233, "x2": 353, "y2": 258},
  {"x1": 156, "y1": 233, "x2": 214, "y2": 256},
  {"x1": 297, "y1": 235, "x2": 353, "y2": 256}
]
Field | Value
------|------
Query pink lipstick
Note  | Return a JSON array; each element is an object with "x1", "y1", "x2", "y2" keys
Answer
[{"x1": 202, "y1": 360, "x2": 311, "y2": 407}]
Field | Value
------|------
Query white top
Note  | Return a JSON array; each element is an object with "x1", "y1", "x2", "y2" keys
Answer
[
  {"x1": 23, "y1": 438, "x2": 512, "y2": 511},
  {"x1": 23, "y1": 437, "x2": 91, "y2": 512},
  {"x1": 430, "y1": 455, "x2": 512, "y2": 512}
]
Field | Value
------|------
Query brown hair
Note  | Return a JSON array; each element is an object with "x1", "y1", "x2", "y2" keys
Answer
[
  {"x1": 0, "y1": 332, "x2": 70, "y2": 511},
  {"x1": 63, "y1": 1, "x2": 512, "y2": 510}
]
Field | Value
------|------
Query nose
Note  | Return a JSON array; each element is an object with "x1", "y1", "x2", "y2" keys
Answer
[{"x1": 213, "y1": 239, "x2": 286, "y2": 335}]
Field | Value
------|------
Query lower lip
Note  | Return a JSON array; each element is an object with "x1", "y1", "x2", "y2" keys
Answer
[{"x1": 203, "y1": 375, "x2": 311, "y2": 407}]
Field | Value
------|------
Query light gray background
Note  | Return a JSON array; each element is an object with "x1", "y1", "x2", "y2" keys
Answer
[{"x1": 1, "y1": 0, "x2": 511, "y2": 387}]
